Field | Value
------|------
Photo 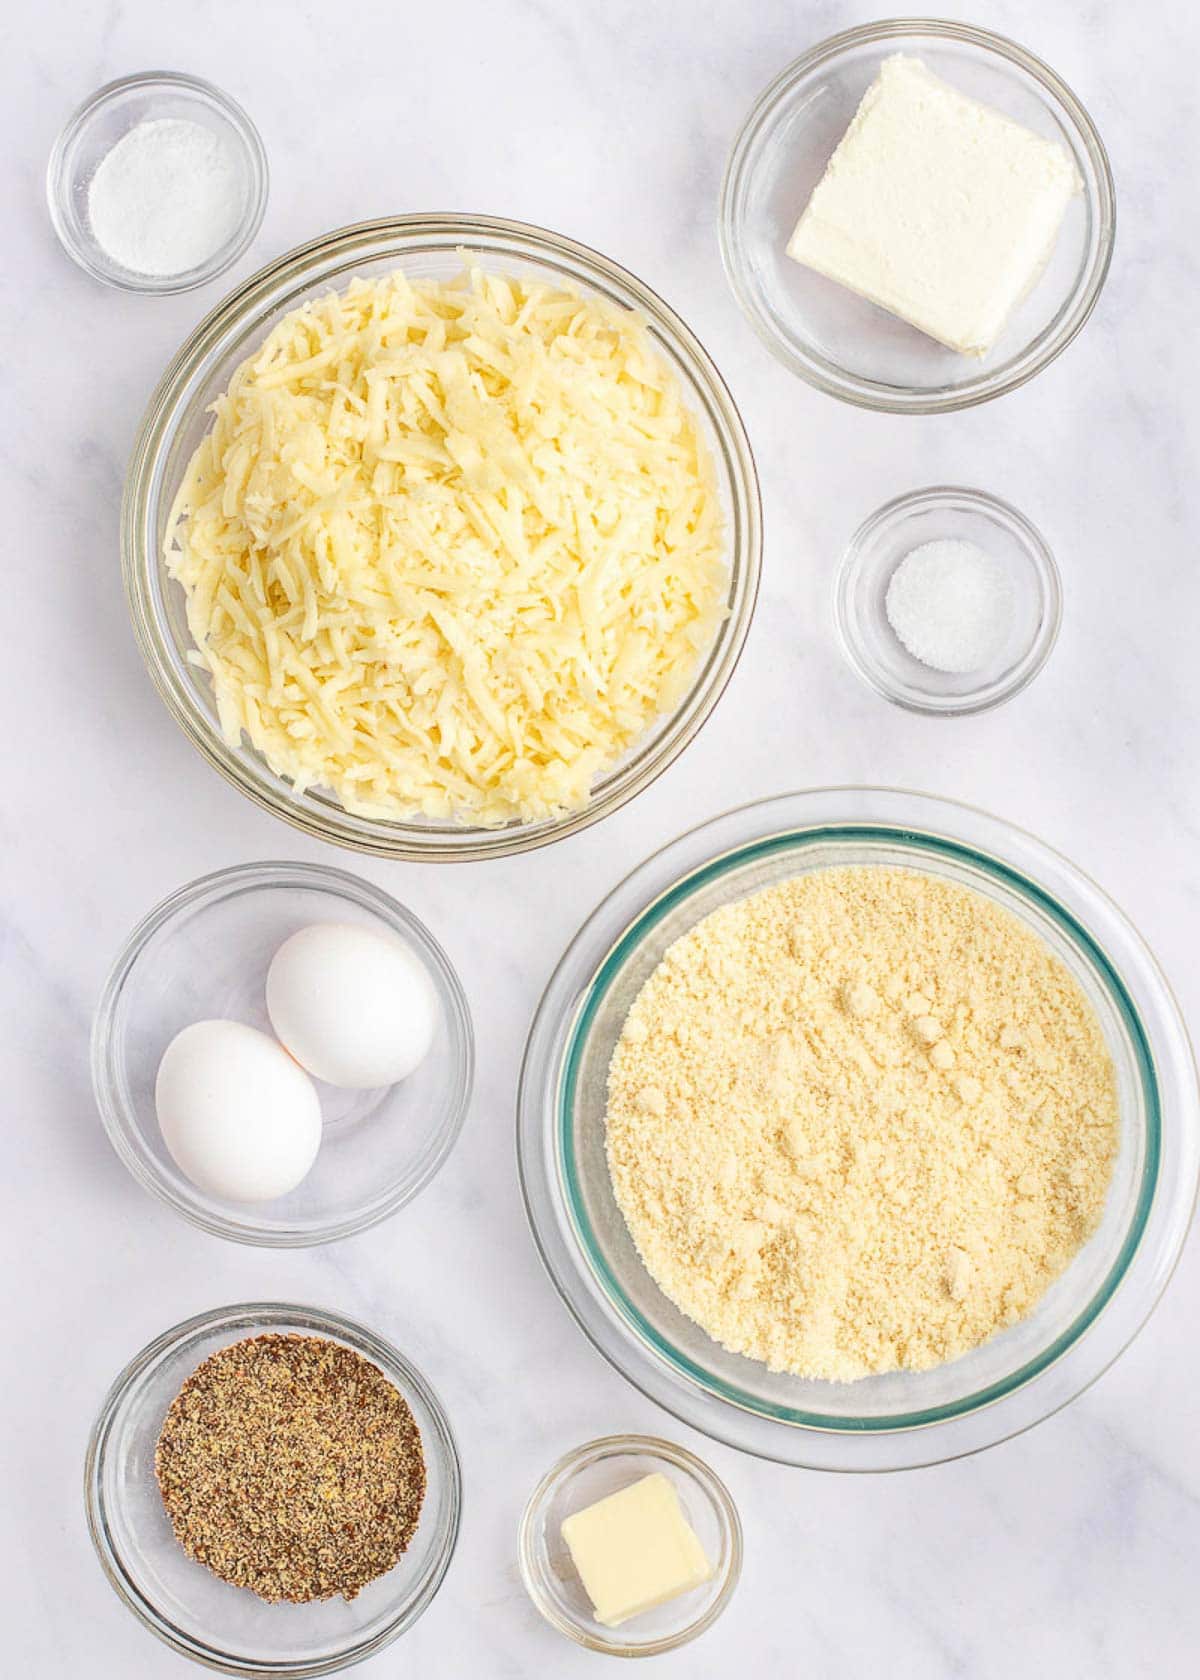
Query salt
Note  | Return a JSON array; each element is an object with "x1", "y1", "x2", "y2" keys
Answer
[
  {"x1": 885, "y1": 538, "x2": 1013, "y2": 674},
  {"x1": 87, "y1": 117, "x2": 244, "y2": 278}
]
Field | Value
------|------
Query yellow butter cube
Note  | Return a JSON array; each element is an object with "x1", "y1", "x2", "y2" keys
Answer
[{"x1": 560, "y1": 1472, "x2": 713, "y2": 1628}]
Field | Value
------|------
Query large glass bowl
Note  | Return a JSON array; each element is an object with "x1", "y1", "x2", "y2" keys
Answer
[
  {"x1": 719, "y1": 20, "x2": 1115, "y2": 413},
  {"x1": 123, "y1": 215, "x2": 761, "y2": 860},
  {"x1": 85, "y1": 1302, "x2": 462, "y2": 1675},
  {"x1": 517, "y1": 790, "x2": 1198, "y2": 1470}
]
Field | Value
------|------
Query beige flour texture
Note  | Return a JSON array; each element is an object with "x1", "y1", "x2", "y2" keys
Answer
[{"x1": 606, "y1": 866, "x2": 1119, "y2": 1381}]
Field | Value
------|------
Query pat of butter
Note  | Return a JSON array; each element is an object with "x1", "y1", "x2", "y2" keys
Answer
[
  {"x1": 560, "y1": 1472, "x2": 713, "y2": 1628},
  {"x1": 786, "y1": 55, "x2": 1081, "y2": 356}
]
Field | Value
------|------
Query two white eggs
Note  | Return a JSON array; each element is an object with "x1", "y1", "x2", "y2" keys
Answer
[{"x1": 155, "y1": 923, "x2": 437, "y2": 1203}]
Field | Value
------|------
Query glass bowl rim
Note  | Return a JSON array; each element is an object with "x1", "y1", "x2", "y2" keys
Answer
[
  {"x1": 90, "y1": 859, "x2": 475, "y2": 1247},
  {"x1": 121, "y1": 213, "x2": 762, "y2": 861},
  {"x1": 516, "y1": 788, "x2": 1200, "y2": 1470},
  {"x1": 46, "y1": 69, "x2": 269, "y2": 295},
  {"x1": 84, "y1": 1300, "x2": 463, "y2": 1677},
  {"x1": 516, "y1": 1431, "x2": 742, "y2": 1656},
  {"x1": 832, "y1": 484, "x2": 1064, "y2": 715},
  {"x1": 718, "y1": 17, "x2": 1117, "y2": 414}
]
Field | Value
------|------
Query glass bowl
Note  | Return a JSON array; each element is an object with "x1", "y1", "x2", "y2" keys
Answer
[
  {"x1": 518, "y1": 1433, "x2": 741, "y2": 1656},
  {"x1": 85, "y1": 1302, "x2": 461, "y2": 1676},
  {"x1": 92, "y1": 861, "x2": 473, "y2": 1246},
  {"x1": 517, "y1": 789, "x2": 1199, "y2": 1470},
  {"x1": 47, "y1": 71, "x2": 268, "y2": 294},
  {"x1": 834, "y1": 486, "x2": 1062, "y2": 714},
  {"x1": 122, "y1": 215, "x2": 762, "y2": 860},
  {"x1": 719, "y1": 20, "x2": 1115, "y2": 412}
]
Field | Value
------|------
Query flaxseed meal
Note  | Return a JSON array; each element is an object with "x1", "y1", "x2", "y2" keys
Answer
[
  {"x1": 606, "y1": 866, "x2": 1119, "y2": 1381},
  {"x1": 155, "y1": 1333, "x2": 426, "y2": 1603}
]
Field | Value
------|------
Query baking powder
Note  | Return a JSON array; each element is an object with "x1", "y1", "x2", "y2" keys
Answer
[{"x1": 87, "y1": 116, "x2": 244, "y2": 277}]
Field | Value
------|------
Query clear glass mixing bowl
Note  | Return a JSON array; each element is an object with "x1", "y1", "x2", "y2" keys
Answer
[
  {"x1": 123, "y1": 216, "x2": 761, "y2": 860},
  {"x1": 517, "y1": 790, "x2": 1198, "y2": 1470}
]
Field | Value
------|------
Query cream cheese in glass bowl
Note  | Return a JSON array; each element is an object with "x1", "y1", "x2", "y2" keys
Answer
[{"x1": 719, "y1": 20, "x2": 1115, "y2": 412}]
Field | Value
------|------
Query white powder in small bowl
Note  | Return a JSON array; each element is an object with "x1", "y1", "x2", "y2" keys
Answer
[
  {"x1": 885, "y1": 538, "x2": 1014, "y2": 674},
  {"x1": 87, "y1": 117, "x2": 245, "y2": 278}
]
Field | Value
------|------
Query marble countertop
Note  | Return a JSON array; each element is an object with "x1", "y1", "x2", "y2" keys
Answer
[{"x1": 6, "y1": 1, "x2": 1198, "y2": 1673}]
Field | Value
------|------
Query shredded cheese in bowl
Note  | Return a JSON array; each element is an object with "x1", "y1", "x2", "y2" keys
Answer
[{"x1": 166, "y1": 266, "x2": 728, "y2": 827}]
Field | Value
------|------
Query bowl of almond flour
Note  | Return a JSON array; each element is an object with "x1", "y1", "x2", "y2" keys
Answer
[{"x1": 518, "y1": 789, "x2": 1200, "y2": 1470}]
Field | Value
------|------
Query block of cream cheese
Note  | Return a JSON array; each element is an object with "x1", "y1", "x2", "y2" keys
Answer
[
  {"x1": 786, "y1": 55, "x2": 1081, "y2": 356},
  {"x1": 560, "y1": 1472, "x2": 713, "y2": 1628}
]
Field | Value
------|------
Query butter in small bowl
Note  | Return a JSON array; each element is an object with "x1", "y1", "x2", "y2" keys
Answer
[
  {"x1": 518, "y1": 1435, "x2": 741, "y2": 1656},
  {"x1": 561, "y1": 1471, "x2": 713, "y2": 1629}
]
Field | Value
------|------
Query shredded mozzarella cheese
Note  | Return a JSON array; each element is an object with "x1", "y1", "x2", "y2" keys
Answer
[{"x1": 166, "y1": 266, "x2": 727, "y2": 826}]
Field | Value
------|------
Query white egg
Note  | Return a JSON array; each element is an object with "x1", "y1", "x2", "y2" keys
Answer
[
  {"x1": 155, "y1": 1019, "x2": 322, "y2": 1202},
  {"x1": 266, "y1": 922, "x2": 438, "y2": 1089}
]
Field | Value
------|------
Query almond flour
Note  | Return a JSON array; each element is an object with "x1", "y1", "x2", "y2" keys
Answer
[{"x1": 605, "y1": 866, "x2": 1119, "y2": 1381}]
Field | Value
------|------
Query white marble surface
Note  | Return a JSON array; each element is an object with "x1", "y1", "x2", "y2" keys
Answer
[{"x1": 5, "y1": 0, "x2": 1199, "y2": 1673}]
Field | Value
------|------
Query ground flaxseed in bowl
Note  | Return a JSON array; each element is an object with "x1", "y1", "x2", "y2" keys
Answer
[
  {"x1": 606, "y1": 865, "x2": 1120, "y2": 1382},
  {"x1": 155, "y1": 1333, "x2": 426, "y2": 1603}
]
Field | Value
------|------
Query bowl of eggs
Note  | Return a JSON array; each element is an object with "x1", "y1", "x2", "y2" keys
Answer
[{"x1": 92, "y1": 861, "x2": 473, "y2": 1245}]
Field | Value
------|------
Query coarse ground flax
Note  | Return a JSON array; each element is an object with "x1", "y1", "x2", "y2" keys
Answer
[
  {"x1": 606, "y1": 866, "x2": 1119, "y2": 1381},
  {"x1": 155, "y1": 1333, "x2": 426, "y2": 1602}
]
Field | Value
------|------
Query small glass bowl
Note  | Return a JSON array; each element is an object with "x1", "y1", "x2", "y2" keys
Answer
[
  {"x1": 834, "y1": 486, "x2": 1062, "y2": 714},
  {"x1": 720, "y1": 20, "x2": 1115, "y2": 412},
  {"x1": 85, "y1": 1302, "x2": 461, "y2": 1675},
  {"x1": 47, "y1": 71, "x2": 268, "y2": 293},
  {"x1": 518, "y1": 1434, "x2": 741, "y2": 1656},
  {"x1": 91, "y1": 861, "x2": 473, "y2": 1246}
]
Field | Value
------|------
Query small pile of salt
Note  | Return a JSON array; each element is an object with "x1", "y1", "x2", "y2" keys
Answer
[
  {"x1": 885, "y1": 539, "x2": 1013, "y2": 674},
  {"x1": 87, "y1": 117, "x2": 245, "y2": 278}
]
